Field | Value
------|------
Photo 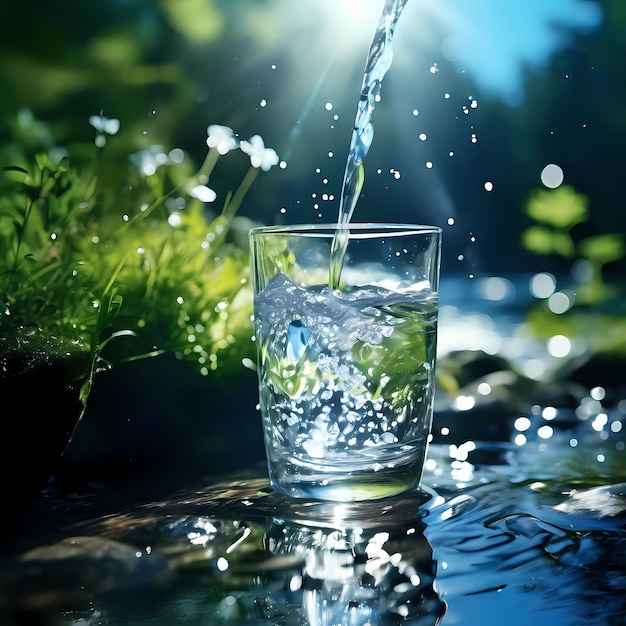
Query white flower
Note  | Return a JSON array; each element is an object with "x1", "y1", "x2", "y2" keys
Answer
[
  {"x1": 189, "y1": 185, "x2": 217, "y2": 203},
  {"x1": 89, "y1": 115, "x2": 120, "y2": 136},
  {"x1": 129, "y1": 146, "x2": 170, "y2": 176},
  {"x1": 240, "y1": 135, "x2": 279, "y2": 171},
  {"x1": 206, "y1": 124, "x2": 239, "y2": 155}
]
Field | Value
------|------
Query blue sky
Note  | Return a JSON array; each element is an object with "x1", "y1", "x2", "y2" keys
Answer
[{"x1": 428, "y1": 0, "x2": 604, "y2": 103}]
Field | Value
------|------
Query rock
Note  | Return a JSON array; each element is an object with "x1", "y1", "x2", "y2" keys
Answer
[{"x1": 0, "y1": 536, "x2": 174, "y2": 611}]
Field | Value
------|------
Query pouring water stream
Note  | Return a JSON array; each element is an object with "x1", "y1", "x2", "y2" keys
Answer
[{"x1": 329, "y1": 0, "x2": 409, "y2": 289}]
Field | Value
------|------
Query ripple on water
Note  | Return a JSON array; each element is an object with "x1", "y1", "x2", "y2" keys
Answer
[{"x1": 2, "y1": 436, "x2": 625, "y2": 625}]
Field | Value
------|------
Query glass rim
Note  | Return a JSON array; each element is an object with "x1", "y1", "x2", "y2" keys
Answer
[{"x1": 249, "y1": 223, "x2": 442, "y2": 238}]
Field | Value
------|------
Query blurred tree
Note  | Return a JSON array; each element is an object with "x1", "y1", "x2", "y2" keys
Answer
[{"x1": 511, "y1": 0, "x2": 626, "y2": 276}]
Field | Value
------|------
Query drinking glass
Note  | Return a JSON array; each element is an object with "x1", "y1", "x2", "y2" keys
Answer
[{"x1": 249, "y1": 223, "x2": 442, "y2": 501}]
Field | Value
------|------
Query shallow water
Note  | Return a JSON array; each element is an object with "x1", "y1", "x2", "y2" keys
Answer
[
  {"x1": 2, "y1": 430, "x2": 624, "y2": 624},
  {"x1": 2, "y1": 274, "x2": 624, "y2": 625}
]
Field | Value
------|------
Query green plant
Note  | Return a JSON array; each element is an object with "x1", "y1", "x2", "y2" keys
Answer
[
  {"x1": 0, "y1": 113, "x2": 280, "y2": 415},
  {"x1": 522, "y1": 185, "x2": 625, "y2": 303},
  {"x1": 521, "y1": 185, "x2": 626, "y2": 354}
]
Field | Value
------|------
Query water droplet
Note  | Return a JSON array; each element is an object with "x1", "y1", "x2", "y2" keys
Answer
[
  {"x1": 538, "y1": 425, "x2": 554, "y2": 439},
  {"x1": 477, "y1": 382, "x2": 491, "y2": 395},
  {"x1": 590, "y1": 386, "x2": 606, "y2": 401},
  {"x1": 541, "y1": 163, "x2": 564, "y2": 188},
  {"x1": 484, "y1": 181, "x2": 494, "y2": 192},
  {"x1": 547, "y1": 335, "x2": 571, "y2": 358},
  {"x1": 548, "y1": 291, "x2": 574, "y2": 314},
  {"x1": 429, "y1": 63, "x2": 439, "y2": 74},
  {"x1": 529, "y1": 272, "x2": 556, "y2": 298}
]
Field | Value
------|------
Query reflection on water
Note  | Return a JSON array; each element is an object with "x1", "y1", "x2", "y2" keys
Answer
[
  {"x1": 425, "y1": 445, "x2": 626, "y2": 625},
  {"x1": 260, "y1": 515, "x2": 445, "y2": 625},
  {"x1": 1, "y1": 272, "x2": 624, "y2": 625},
  {"x1": 2, "y1": 430, "x2": 625, "y2": 625}
]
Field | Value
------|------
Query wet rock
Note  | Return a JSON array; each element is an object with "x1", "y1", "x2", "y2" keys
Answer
[
  {"x1": 554, "y1": 350, "x2": 626, "y2": 390},
  {"x1": 434, "y1": 368, "x2": 586, "y2": 443},
  {"x1": 0, "y1": 535, "x2": 174, "y2": 612},
  {"x1": 437, "y1": 349, "x2": 513, "y2": 389}
]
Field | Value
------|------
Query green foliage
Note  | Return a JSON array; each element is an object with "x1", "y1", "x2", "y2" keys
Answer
[
  {"x1": 526, "y1": 186, "x2": 588, "y2": 230},
  {"x1": 522, "y1": 185, "x2": 625, "y2": 303},
  {"x1": 0, "y1": 113, "x2": 275, "y2": 414},
  {"x1": 521, "y1": 186, "x2": 588, "y2": 258},
  {"x1": 521, "y1": 185, "x2": 626, "y2": 355}
]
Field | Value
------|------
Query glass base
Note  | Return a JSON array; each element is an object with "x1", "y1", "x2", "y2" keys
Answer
[{"x1": 268, "y1": 461, "x2": 424, "y2": 502}]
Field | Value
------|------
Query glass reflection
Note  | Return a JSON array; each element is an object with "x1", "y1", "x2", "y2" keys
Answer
[{"x1": 259, "y1": 514, "x2": 446, "y2": 625}]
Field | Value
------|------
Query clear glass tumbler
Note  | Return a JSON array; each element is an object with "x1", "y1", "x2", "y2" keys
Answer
[{"x1": 249, "y1": 223, "x2": 442, "y2": 501}]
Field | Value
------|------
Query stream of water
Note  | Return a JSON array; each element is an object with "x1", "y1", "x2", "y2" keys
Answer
[{"x1": 329, "y1": 0, "x2": 408, "y2": 288}]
